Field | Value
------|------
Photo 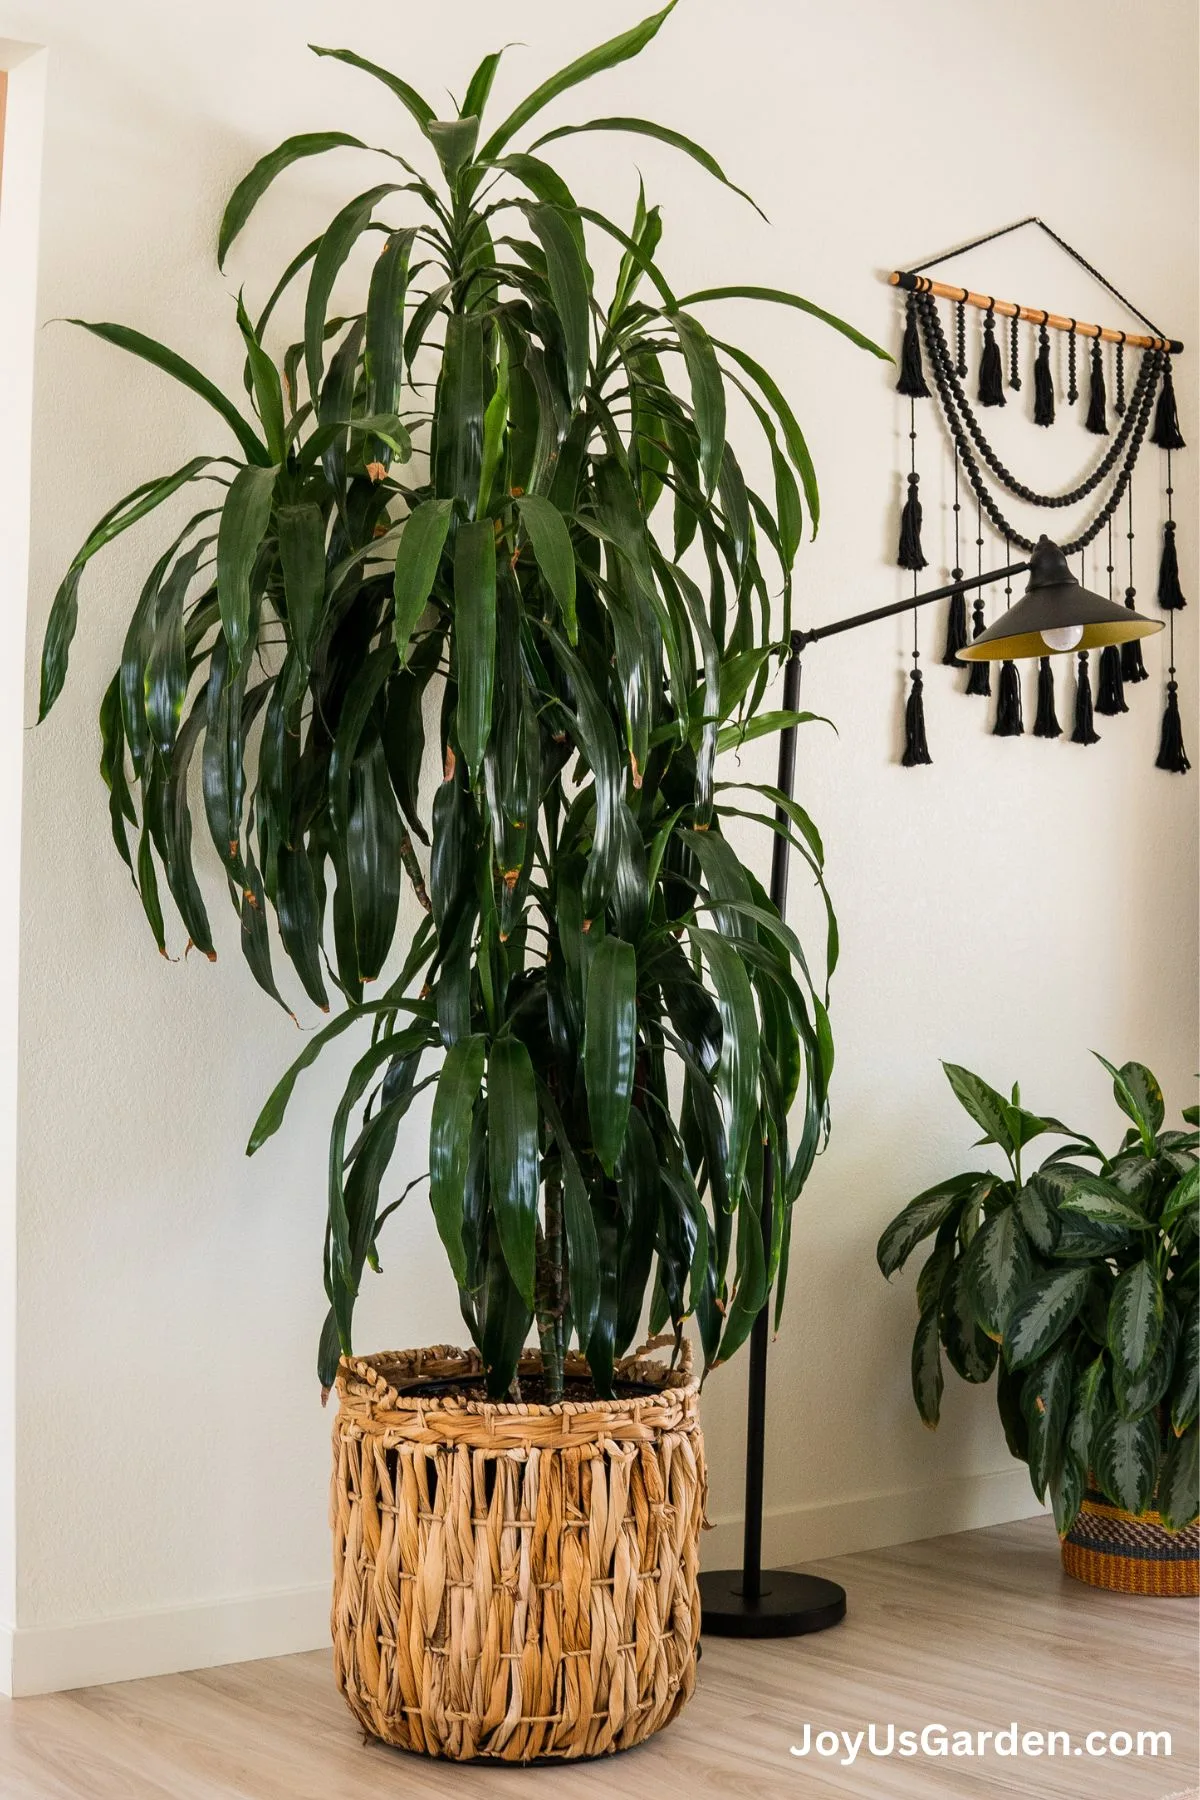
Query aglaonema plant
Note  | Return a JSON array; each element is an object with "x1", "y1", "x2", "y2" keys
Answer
[
  {"x1": 39, "y1": 4, "x2": 886, "y2": 1399},
  {"x1": 877, "y1": 1058, "x2": 1199, "y2": 1534}
]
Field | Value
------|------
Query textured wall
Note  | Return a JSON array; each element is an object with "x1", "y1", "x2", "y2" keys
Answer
[{"x1": 5, "y1": 0, "x2": 1196, "y2": 1684}]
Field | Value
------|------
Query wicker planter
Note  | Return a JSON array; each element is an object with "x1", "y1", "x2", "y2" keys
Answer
[
  {"x1": 330, "y1": 1340, "x2": 706, "y2": 1762},
  {"x1": 1061, "y1": 1489, "x2": 1199, "y2": 1597}
]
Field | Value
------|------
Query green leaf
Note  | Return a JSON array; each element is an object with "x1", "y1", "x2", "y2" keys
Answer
[
  {"x1": 527, "y1": 204, "x2": 589, "y2": 407},
  {"x1": 584, "y1": 935, "x2": 637, "y2": 1175},
  {"x1": 1107, "y1": 1259, "x2": 1162, "y2": 1383},
  {"x1": 1092, "y1": 1409, "x2": 1160, "y2": 1515},
  {"x1": 365, "y1": 226, "x2": 419, "y2": 434},
  {"x1": 308, "y1": 46, "x2": 435, "y2": 136},
  {"x1": 40, "y1": 459, "x2": 225, "y2": 721},
  {"x1": 962, "y1": 1204, "x2": 1032, "y2": 1340},
  {"x1": 714, "y1": 709, "x2": 832, "y2": 755},
  {"x1": 691, "y1": 927, "x2": 758, "y2": 1207},
  {"x1": 276, "y1": 503, "x2": 326, "y2": 671},
  {"x1": 876, "y1": 1177, "x2": 975, "y2": 1277},
  {"x1": 941, "y1": 1062, "x2": 1014, "y2": 1155},
  {"x1": 216, "y1": 464, "x2": 277, "y2": 668},
  {"x1": 345, "y1": 736, "x2": 402, "y2": 981},
  {"x1": 453, "y1": 518, "x2": 497, "y2": 781},
  {"x1": 670, "y1": 310, "x2": 725, "y2": 497},
  {"x1": 1171, "y1": 1301, "x2": 1199, "y2": 1436},
  {"x1": 1022, "y1": 1343, "x2": 1073, "y2": 1499},
  {"x1": 939, "y1": 1254, "x2": 999, "y2": 1383},
  {"x1": 1093, "y1": 1052, "x2": 1164, "y2": 1151},
  {"x1": 68, "y1": 321, "x2": 267, "y2": 464},
  {"x1": 1058, "y1": 1174, "x2": 1149, "y2": 1231},
  {"x1": 394, "y1": 498, "x2": 454, "y2": 660},
  {"x1": 515, "y1": 494, "x2": 577, "y2": 640},
  {"x1": 478, "y1": 2, "x2": 678, "y2": 159},
  {"x1": 305, "y1": 184, "x2": 400, "y2": 406},
  {"x1": 717, "y1": 340, "x2": 819, "y2": 533},
  {"x1": 1162, "y1": 1161, "x2": 1199, "y2": 1233},
  {"x1": 530, "y1": 115, "x2": 766, "y2": 219},
  {"x1": 428, "y1": 116, "x2": 480, "y2": 179},
  {"x1": 1050, "y1": 1450, "x2": 1085, "y2": 1539},
  {"x1": 462, "y1": 48, "x2": 507, "y2": 121},
  {"x1": 1004, "y1": 1267, "x2": 1090, "y2": 1371},
  {"x1": 1158, "y1": 1424, "x2": 1199, "y2": 1531},
  {"x1": 434, "y1": 312, "x2": 487, "y2": 511},
  {"x1": 674, "y1": 282, "x2": 890, "y2": 361},
  {"x1": 218, "y1": 130, "x2": 370, "y2": 266},
  {"x1": 1067, "y1": 1353, "x2": 1107, "y2": 1475},
  {"x1": 430, "y1": 1035, "x2": 486, "y2": 1287},
  {"x1": 488, "y1": 1036, "x2": 539, "y2": 1306},
  {"x1": 912, "y1": 1303, "x2": 943, "y2": 1427}
]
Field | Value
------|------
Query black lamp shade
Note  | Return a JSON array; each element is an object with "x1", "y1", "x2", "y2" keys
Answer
[{"x1": 958, "y1": 535, "x2": 1164, "y2": 662}]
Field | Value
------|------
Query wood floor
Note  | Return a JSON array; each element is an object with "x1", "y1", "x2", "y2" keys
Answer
[{"x1": 0, "y1": 1517, "x2": 1195, "y2": 1799}]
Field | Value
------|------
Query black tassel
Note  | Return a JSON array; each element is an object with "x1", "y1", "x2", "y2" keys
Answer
[
  {"x1": 1151, "y1": 358, "x2": 1186, "y2": 450},
  {"x1": 1033, "y1": 324, "x2": 1055, "y2": 427},
  {"x1": 965, "y1": 598, "x2": 991, "y2": 696},
  {"x1": 898, "y1": 472, "x2": 926, "y2": 570},
  {"x1": 1094, "y1": 644, "x2": 1127, "y2": 715},
  {"x1": 992, "y1": 659, "x2": 1023, "y2": 735},
  {"x1": 1085, "y1": 339, "x2": 1108, "y2": 435},
  {"x1": 978, "y1": 309, "x2": 1005, "y2": 407},
  {"x1": 1158, "y1": 520, "x2": 1187, "y2": 609},
  {"x1": 1033, "y1": 657, "x2": 1061, "y2": 738},
  {"x1": 902, "y1": 665, "x2": 932, "y2": 766},
  {"x1": 942, "y1": 580, "x2": 967, "y2": 666},
  {"x1": 1121, "y1": 589, "x2": 1149, "y2": 682},
  {"x1": 896, "y1": 296, "x2": 930, "y2": 399},
  {"x1": 1156, "y1": 680, "x2": 1191, "y2": 773},
  {"x1": 1072, "y1": 651, "x2": 1100, "y2": 745}
]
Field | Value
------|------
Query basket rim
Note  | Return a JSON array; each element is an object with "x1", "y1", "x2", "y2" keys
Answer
[{"x1": 336, "y1": 1339, "x2": 698, "y2": 1420}]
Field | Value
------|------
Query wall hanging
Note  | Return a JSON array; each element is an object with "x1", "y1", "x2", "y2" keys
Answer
[{"x1": 885, "y1": 217, "x2": 1188, "y2": 771}]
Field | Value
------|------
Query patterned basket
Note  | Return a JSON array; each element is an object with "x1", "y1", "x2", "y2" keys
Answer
[
  {"x1": 1061, "y1": 1488, "x2": 1199, "y2": 1597},
  {"x1": 330, "y1": 1340, "x2": 706, "y2": 1761}
]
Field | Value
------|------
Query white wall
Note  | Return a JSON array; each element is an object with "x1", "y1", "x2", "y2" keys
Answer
[{"x1": 4, "y1": 0, "x2": 1196, "y2": 1693}]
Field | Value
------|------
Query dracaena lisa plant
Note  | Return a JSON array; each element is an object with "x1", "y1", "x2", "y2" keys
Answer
[
  {"x1": 39, "y1": 5, "x2": 886, "y2": 1400},
  {"x1": 877, "y1": 1058, "x2": 1199, "y2": 1535}
]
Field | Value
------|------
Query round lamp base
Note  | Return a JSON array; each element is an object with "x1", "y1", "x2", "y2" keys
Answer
[{"x1": 698, "y1": 1568, "x2": 847, "y2": 1638}]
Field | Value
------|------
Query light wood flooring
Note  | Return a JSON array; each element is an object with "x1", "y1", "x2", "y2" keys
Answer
[{"x1": 0, "y1": 1516, "x2": 1195, "y2": 1799}]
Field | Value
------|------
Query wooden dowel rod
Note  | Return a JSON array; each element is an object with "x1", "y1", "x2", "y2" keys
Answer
[{"x1": 888, "y1": 271, "x2": 1182, "y2": 354}]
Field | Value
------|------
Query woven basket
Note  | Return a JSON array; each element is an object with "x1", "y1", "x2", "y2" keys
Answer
[
  {"x1": 1061, "y1": 1489, "x2": 1199, "y2": 1597},
  {"x1": 330, "y1": 1340, "x2": 706, "y2": 1762}
]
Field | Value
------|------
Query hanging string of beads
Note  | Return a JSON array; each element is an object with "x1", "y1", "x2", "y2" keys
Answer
[
  {"x1": 1121, "y1": 477, "x2": 1149, "y2": 683},
  {"x1": 1067, "y1": 322, "x2": 1079, "y2": 406},
  {"x1": 943, "y1": 446, "x2": 968, "y2": 666},
  {"x1": 1072, "y1": 548, "x2": 1100, "y2": 746},
  {"x1": 966, "y1": 489, "x2": 991, "y2": 698},
  {"x1": 1114, "y1": 333, "x2": 1127, "y2": 416},
  {"x1": 954, "y1": 298, "x2": 967, "y2": 379},
  {"x1": 1009, "y1": 311, "x2": 1022, "y2": 392},
  {"x1": 1095, "y1": 514, "x2": 1127, "y2": 715},
  {"x1": 993, "y1": 539, "x2": 1023, "y2": 736}
]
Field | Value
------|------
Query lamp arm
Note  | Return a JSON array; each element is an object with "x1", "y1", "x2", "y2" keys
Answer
[{"x1": 794, "y1": 560, "x2": 1030, "y2": 652}]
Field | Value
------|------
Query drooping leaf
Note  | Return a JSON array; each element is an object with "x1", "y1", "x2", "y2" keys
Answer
[
  {"x1": 218, "y1": 130, "x2": 372, "y2": 266},
  {"x1": 876, "y1": 1177, "x2": 976, "y2": 1277},
  {"x1": 1092, "y1": 1408, "x2": 1160, "y2": 1515},
  {"x1": 394, "y1": 498, "x2": 455, "y2": 659},
  {"x1": 453, "y1": 518, "x2": 497, "y2": 780},
  {"x1": 962, "y1": 1204, "x2": 1032, "y2": 1341},
  {"x1": 216, "y1": 464, "x2": 277, "y2": 667},
  {"x1": 584, "y1": 935, "x2": 637, "y2": 1175},
  {"x1": 912, "y1": 1303, "x2": 943, "y2": 1427},
  {"x1": 488, "y1": 1036, "x2": 539, "y2": 1306},
  {"x1": 1004, "y1": 1267, "x2": 1090, "y2": 1371},
  {"x1": 68, "y1": 321, "x2": 268, "y2": 464},
  {"x1": 1107, "y1": 1259, "x2": 1162, "y2": 1383},
  {"x1": 430, "y1": 1035, "x2": 487, "y2": 1287},
  {"x1": 516, "y1": 493, "x2": 577, "y2": 640}
]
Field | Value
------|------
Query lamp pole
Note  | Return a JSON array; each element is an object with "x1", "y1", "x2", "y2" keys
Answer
[{"x1": 699, "y1": 555, "x2": 1028, "y2": 1639}]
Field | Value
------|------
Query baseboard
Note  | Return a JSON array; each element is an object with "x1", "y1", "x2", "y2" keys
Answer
[
  {"x1": 4, "y1": 1469, "x2": 1044, "y2": 1697},
  {"x1": 700, "y1": 1465, "x2": 1047, "y2": 1573},
  {"x1": 6, "y1": 1582, "x2": 331, "y2": 1698}
]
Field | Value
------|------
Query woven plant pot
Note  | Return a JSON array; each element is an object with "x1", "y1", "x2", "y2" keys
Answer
[
  {"x1": 330, "y1": 1340, "x2": 706, "y2": 1762},
  {"x1": 1061, "y1": 1488, "x2": 1199, "y2": 1597}
]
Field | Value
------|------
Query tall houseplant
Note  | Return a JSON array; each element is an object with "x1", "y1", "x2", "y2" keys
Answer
[
  {"x1": 40, "y1": 4, "x2": 878, "y2": 1404},
  {"x1": 38, "y1": 8, "x2": 887, "y2": 1756}
]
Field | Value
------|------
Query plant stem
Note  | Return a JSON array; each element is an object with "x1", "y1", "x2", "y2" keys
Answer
[{"x1": 535, "y1": 1176, "x2": 566, "y2": 1401}]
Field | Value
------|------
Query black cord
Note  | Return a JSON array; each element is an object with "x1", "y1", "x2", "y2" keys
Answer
[{"x1": 908, "y1": 215, "x2": 1165, "y2": 338}]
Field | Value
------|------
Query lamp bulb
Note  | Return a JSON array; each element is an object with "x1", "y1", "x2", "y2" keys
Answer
[{"x1": 1041, "y1": 623, "x2": 1085, "y2": 653}]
